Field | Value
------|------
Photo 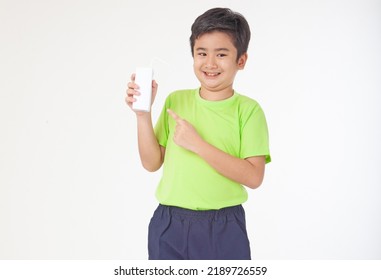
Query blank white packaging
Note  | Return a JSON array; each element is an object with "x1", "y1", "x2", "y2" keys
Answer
[{"x1": 132, "y1": 67, "x2": 153, "y2": 112}]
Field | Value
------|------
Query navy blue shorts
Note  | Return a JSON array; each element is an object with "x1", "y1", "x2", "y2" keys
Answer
[{"x1": 148, "y1": 204, "x2": 251, "y2": 260}]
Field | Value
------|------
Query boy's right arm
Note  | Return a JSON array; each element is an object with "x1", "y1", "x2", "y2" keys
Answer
[
  {"x1": 125, "y1": 74, "x2": 165, "y2": 172},
  {"x1": 136, "y1": 114, "x2": 165, "y2": 171}
]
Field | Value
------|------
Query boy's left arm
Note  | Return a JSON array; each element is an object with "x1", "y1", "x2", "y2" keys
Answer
[{"x1": 167, "y1": 109, "x2": 265, "y2": 189}]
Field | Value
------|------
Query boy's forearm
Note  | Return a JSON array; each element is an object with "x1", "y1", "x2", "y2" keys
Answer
[
  {"x1": 136, "y1": 114, "x2": 163, "y2": 172},
  {"x1": 194, "y1": 141, "x2": 265, "y2": 189},
  {"x1": 165, "y1": 109, "x2": 265, "y2": 188}
]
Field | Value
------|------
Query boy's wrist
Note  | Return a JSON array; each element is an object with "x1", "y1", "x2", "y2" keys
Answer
[
  {"x1": 135, "y1": 111, "x2": 151, "y2": 119},
  {"x1": 192, "y1": 138, "x2": 209, "y2": 156}
]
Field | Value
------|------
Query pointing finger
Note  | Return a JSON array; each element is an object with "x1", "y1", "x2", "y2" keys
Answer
[{"x1": 167, "y1": 109, "x2": 182, "y2": 122}]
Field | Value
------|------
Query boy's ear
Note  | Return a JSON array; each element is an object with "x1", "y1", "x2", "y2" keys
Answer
[{"x1": 237, "y1": 53, "x2": 248, "y2": 69}]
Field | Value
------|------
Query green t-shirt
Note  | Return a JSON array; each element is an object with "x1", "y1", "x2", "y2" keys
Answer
[{"x1": 154, "y1": 88, "x2": 271, "y2": 210}]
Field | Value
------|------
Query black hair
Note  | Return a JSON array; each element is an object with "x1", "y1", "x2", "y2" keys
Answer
[{"x1": 190, "y1": 7, "x2": 251, "y2": 61}]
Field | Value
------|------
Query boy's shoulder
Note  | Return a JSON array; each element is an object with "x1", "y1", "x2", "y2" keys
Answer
[
  {"x1": 234, "y1": 92, "x2": 263, "y2": 112},
  {"x1": 235, "y1": 92, "x2": 257, "y2": 103}
]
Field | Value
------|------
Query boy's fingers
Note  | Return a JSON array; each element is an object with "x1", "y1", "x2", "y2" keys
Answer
[
  {"x1": 127, "y1": 81, "x2": 137, "y2": 90},
  {"x1": 167, "y1": 109, "x2": 181, "y2": 121}
]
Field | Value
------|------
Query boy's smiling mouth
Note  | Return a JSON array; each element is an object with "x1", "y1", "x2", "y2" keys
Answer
[{"x1": 203, "y1": 71, "x2": 221, "y2": 77}]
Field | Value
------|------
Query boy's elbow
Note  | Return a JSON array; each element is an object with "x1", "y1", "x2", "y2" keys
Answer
[
  {"x1": 141, "y1": 146, "x2": 165, "y2": 172},
  {"x1": 245, "y1": 176, "x2": 264, "y2": 189},
  {"x1": 143, "y1": 166, "x2": 158, "y2": 172},
  {"x1": 246, "y1": 182, "x2": 262, "y2": 189},
  {"x1": 141, "y1": 159, "x2": 163, "y2": 172},
  {"x1": 142, "y1": 162, "x2": 161, "y2": 172},
  {"x1": 243, "y1": 157, "x2": 266, "y2": 189}
]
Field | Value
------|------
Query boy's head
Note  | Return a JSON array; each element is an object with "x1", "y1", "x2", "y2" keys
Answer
[{"x1": 190, "y1": 8, "x2": 251, "y2": 61}]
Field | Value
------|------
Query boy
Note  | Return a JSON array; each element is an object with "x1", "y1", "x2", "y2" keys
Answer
[{"x1": 125, "y1": 7, "x2": 271, "y2": 260}]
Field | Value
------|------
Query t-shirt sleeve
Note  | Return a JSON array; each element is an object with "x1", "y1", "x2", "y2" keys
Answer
[
  {"x1": 240, "y1": 104, "x2": 271, "y2": 163},
  {"x1": 154, "y1": 97, "x2": 170, "y2": 147}
]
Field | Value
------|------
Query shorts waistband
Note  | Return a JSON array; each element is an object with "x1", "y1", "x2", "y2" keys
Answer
[{"x1": 156, "y1": 204, "x2": 244, "y2": 219}]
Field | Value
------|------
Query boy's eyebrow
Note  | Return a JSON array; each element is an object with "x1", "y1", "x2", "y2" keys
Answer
[
  {"x1": 215, "y1": 48, "x2": 230, "y2": 52},
  {"x1": 196, "y1": 47, "x2": 230, "y2": 52}
]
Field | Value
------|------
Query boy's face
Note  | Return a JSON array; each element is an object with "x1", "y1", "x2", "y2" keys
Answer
[{"x1": 193, "y1": 31, "x2": 247, "y2": 96}]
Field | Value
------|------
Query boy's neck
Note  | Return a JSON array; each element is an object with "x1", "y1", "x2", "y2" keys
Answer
[{"x1": 199, "y1": 87, "x2": 234, "y2": 101}]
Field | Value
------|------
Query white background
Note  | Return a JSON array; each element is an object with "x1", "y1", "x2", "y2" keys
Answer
[{"x1": 1, "y1": 0, "x2": 380, "y2": 260}]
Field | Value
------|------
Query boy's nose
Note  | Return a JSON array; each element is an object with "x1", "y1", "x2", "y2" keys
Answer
[{"x1": 205, "y1": 56, "x2": 217, "y2": 68}]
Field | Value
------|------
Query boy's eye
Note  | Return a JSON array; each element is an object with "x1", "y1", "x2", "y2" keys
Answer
[
  {"x1": 217, "y1": 54, "x2": 227, "y2": 57},
  {"x1": 197, "y1": 52, "x2": 207, "y2": 56}
]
